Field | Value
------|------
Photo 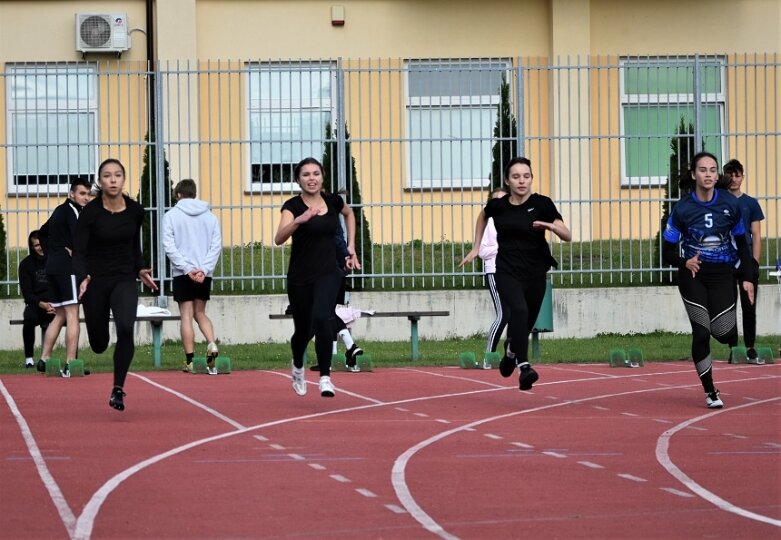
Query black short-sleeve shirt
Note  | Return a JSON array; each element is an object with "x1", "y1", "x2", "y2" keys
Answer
[
  {"x1": 484, "y1": 193, "x2": 561, "y2": 279},
  {"x1": 282, "y1": 193, "x2": 344, "y2": 285}
]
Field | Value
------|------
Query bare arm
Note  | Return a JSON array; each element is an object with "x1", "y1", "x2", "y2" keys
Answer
[
  {"x1": 750, "y1": 221, "x2": 762, "y2": 262},
  {"x1": 274, "y1": 206, "x2": 319, "y2": 245},
  {"x1": 459, "y1": 210, "x2": 487, "y2": 267},
  {"x1": 341, "y1": 204, "x2": 361, "y2": 270},
  {"x1": 533, "y1": 218, "x2": 572, "y2": 242}
]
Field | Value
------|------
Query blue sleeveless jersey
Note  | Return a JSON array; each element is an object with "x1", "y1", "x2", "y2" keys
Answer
[{"x1": 663, "y1": 189, "x2": 745, "y2": 264}]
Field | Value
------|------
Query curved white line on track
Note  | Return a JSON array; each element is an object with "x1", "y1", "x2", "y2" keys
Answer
[
  {"x1": 391, "y1": 374, "x2": 781, "y2": 540},
  {"x1": 0, "y1": 379, "x2": 77, "y2": 539},
  {"x1": 655, "y1": 397, "x2": 781, "y2": 527}
]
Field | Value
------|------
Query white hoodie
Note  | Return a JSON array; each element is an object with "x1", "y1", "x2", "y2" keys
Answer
[{"x1": 162, "y1": 198, "x2": 222, "y2": 277}]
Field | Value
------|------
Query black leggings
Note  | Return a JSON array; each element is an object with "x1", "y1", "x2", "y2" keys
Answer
[
  {"x1": 494, "y1": 273, "x2": 547, "y2": 364},
  {"x1": 677, "y1": 264, "x2": 737, "y2": 393},
  {"x1": 81, "y1": 275, "x2": 138, "y2": 388},
  {"x1": 736, "y1": 259, "x2": 760, "y2": 348},
  {"x1": 22, "y1": 305, "x2": 53, "y2": 358},
  {"x1": 484, "y1": 273, "x2": 509, "y2": 354},
  {"x1": 288, "y1": 269, "x2": 343, "y2": 376}
]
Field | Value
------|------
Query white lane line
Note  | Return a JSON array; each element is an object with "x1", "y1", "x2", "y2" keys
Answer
[
  {"x1": 330, "y1": 474, "x2": 351, "y2": 483},
  {"x1": 435, "y1": 419, "x2": 451, "y2": 424},
  {"x1": 356, "y1": 488, "x2": 377, "y2": 498},
  {"x1": 270, "y1": 443, "x2": 286, "y2": 450},
  {"x1": 288, "y1": 454, "x2": 305, "y2": 461},
  {"x1": 723, "y1": 433, "x2": 748, "y2": 439},
  {"x1": 683, "y1": 426, "x2": 708, "y2": 431},
  {"x1": 484, "y1": 434, "x2": 503, "y2": 440},
  {"x1": 621, "y1": 412, "x2": 640, "y2": 417},
  {"x1": 385, "y1": 504, "x2": 407, "y2": 514},
  {"x1": 617, "y1": 473, "x2": 647, "y2": 482},
  {"x1": 543, "y1": 451, "x2": 567, "y2": 459},
  {"x1": 254, "y1": 435, "x2": 268, "y2": 441},
  {"x1": 510, "y1": 442, "x2": 534, "y2": 448},
  {"x1": 592, "y1": 405, "x2": 610, "y2": 411},
  {"x1": 656, "y1": 397, "x2": 781, "y2": 527},
  {"x1": 0, "y1": 379, "x2": 77, "y2": 539},
  {"x1": 653, "y1": 419, "x2": 674, "y2": 424},
  {"x1": 578, "y1": 461, "x2": 604, "y2": 469},
  {"x1": 414, "y1": 413, "x2": 430, "y2": 418},
  {"x1": 661, "y1": 487, "x2": 695, "y2": 498},
  {"x1": 308, "y1": 463, "x2": 326, "y2": 471}
]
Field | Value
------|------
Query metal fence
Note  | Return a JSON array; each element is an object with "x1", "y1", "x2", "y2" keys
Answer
[{"x1": 1, "y1": 54, "x2": 779, "y2": 295}]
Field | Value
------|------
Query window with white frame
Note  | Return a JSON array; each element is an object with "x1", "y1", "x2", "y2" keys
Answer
[
  {"x1": 406, "y1": 59, "x2": 509, "y2": 189},
  {"x1": 6, "y1": 64, "x2": 98, "y2": 194},
  {"x1": 247, "y1": 62, "x2": 335, "y2": 192},
  {"x1": 620, "y1": 57, "x2": 725, "y2": 186}
]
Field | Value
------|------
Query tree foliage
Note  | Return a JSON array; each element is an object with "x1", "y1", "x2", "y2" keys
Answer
[
  {"x1": 322, "y1": 123, "x2": 373, "y2": 289},
  {"x1": 489, "y1": 74, "x2": 518, "y2": 192}
]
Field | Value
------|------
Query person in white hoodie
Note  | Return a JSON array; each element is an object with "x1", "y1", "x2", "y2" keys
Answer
[
  {"x1": 478, "y1": 188, "x2": 508, "y2": 369},
  {"x1": 163, "y1": 179, "x2": 222, "y2": 374}
]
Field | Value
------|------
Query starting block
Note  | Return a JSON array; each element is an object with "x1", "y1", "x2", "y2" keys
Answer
[
  {"x1": 756, "y1": 347, "x2": 775, "y2": 364},
  {"x1": 357, "y1": 354, "x2": 373, "y2": 372},
  {"x1": 483, "y1": 352, "x2": 501, "y2": 369},
  {"x1": 609, "y1": 348, "x2": 643, "y2": 368},
  {"x1": 730, "y1": 346, "x2": 748, "y2": 364},
  {"x1": 459, "y1": 352, "x2": 479, "y2": 369},
  {"x1": 215, "y1": 357, "x2": 232, "y2": 374},
  {"x1": 191, "y1": 357, "x2": 209, "y2": 374},
  {"x1": 67, "y1": 360, "x2": 86, "y2": 377},
  {"x1": 45, "y1": 358, "x2": 62, "y2": 377}
]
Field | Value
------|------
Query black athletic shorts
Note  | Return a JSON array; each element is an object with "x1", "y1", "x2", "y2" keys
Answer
[
  {"x1": 47, "y1": 274, "x2": 79, "y2": 307},
  {"x1": 172, "y1": 274, "x2": 212, "y2": 303}
]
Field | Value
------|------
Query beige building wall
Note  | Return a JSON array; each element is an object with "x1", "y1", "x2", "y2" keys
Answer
[{"x1": 0, "y1": 0, "x2": 778, "y2": 247}]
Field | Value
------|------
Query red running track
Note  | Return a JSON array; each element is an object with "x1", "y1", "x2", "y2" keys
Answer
[{"x1": 1, "y1": 361, "x2": 779, "y2": 539}]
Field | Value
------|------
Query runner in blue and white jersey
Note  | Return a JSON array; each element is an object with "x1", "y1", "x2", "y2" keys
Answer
[{"x1": 662, "y1": 152, "x2": 756, "y2": 409}]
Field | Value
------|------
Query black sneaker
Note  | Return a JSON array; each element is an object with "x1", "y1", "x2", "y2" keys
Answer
[
  {"x1": 499, "y1": 356, "x2": 516, "y2": 378},
  {"x1": 705, "y1": 390, "x2": 723, "y2": 409},
  {"x1": 345, "y1": 344, "x2": 363, "y2": 372},
  {"x1": 747, "y1": 348, "x2": 763, "y2": 365},
  {"x1": 25, "y1": 361, "x2": 34, "y2": 369},
  {"x1": 109, "y1": 387, "x2": 126, "y2": 411},
  {"x1": 519, "y1": 366, "x2": 539, "y2": 391},
  {"x1": 36, "y1": 359, "x2": 46, "y2": 373}
]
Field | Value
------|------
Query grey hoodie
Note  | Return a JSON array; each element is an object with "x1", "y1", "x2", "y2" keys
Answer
[{"x1": 162, "y1": 198, "x2": 222, "y2": 277}]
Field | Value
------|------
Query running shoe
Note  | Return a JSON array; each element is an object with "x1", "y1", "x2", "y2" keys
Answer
[
  {"x1": 519, "y1": 365, "x2": 539, "y2": 390},
  {"x1": 746, "y1": 348, "x2": 764, "y2": 365},
  {"x1": 705, "y1": 390, "x2": 723, "y2": 409},
  {"x1": 206, "y1": 342, "x2": 219, "y2": 375},
  {"x1": 109, "y1": 387, "x2": 126, "y2": 411},
  {"x1": 60, "y1": 363, "x2": 71, "y2": 378},
  {"x1": 499, "y1": 340, "x2": 516, "y2": 377},
  {"x1": 36, "y1": 359, "x2": 46, "y2": 373},
  {"x1": 291, "y1": 362, "x2": 307, "y2": 396},
  {"x1": 319, "y1": 375, "x2": 335, "y2": 397},
  {"x1": 25, "y1": 360, "x2": 34, "y2": 369},
  {"x1": 345, "y1": 344, "x2": 363, "y2": 372},
  {"x1": 182, "y1": 360, "x2": 193, "y2": 373}
]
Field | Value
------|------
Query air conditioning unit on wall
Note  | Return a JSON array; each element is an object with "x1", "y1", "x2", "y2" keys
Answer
[{"x1": 75, "y1": 13, "x2": 130, "y2": 53}]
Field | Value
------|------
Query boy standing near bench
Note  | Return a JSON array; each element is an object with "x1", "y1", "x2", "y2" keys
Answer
[
  {"x1": 37, "y1": 178, "x2": 92, "y2": 376},
  {"x1": 163, "y1": 179, "x2": 222, "y2": 374}
]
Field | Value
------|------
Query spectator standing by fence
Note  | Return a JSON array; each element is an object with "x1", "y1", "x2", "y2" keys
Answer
[
  {"x1": 723, "y1": 159, "x2": 765, "y2": 363},
  {"x1": 18, "y1": 230, "x2": 55, "y2": 368},
  {"x1": 461, "y1": 157, "x2": 571, "y2": 391},
  {"x1": 662, "y1": 152, "x2": 756, "y2": 408},
  {"x1": 275, "y1": 157, "x2": 359, "y2": 398},
  {"x1": 163, "y1": 179, "x2": 222, "y2": 374},
  {"x1": 74, "y1": 158, "x2": 157, "y2": 411}
]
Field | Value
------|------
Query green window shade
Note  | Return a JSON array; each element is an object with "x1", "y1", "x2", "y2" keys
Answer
[{"x1": 624, "y1": 63, "x2": 722, "y2": 95}]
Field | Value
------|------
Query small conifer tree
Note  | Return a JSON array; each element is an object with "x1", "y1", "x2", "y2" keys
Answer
[{"x1": 489, "y1": 74, "x2": 518, "y2": 192}]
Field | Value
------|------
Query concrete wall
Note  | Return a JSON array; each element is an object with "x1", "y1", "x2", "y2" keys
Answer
[{"x1": 2, "y1": 285, "x2": 779, "y2": 350}]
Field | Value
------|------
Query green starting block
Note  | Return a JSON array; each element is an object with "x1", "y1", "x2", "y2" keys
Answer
[
  {"x1": 191, "y1": 357, "x2": 209, "y2": 374},
  {"x1": 357, "y1": 354, "x2": 373, "y2": 372},
  {"x1": 45, "y1": 358, "x2": 62, "y2": 377},
  {"x1": 215, "y1": 357, "x2": 231, "y2": 373},
  {"x1": 483, "y1": 352, "x2": 501, "y2": 369},
  {"x1": 459, "y1": 351, "x2": 479, "y2": 369},
  {"x1": 67, "y1": 360, "x2": 86, "y2": 377},
  {"x1": 730, "y1": 346, "x2": 748, "y2": 364},
  {"x1": 756, "y1": 346, "x2": 775, "y2": 364},
  {"x1": 609, "y1": 348, "x2": 643, "y2": 368}
]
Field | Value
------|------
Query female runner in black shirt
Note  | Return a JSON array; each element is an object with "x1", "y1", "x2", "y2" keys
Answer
[
  {"x1": 74, "y1": 158, "x2": 157, "y2": 411},
  {"x1": 275, "y1": 157, "x2": 359, "y2": 398}
]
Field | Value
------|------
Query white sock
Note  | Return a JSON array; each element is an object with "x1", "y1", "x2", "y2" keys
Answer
[
  {"x1": 332, "y1": 341, "x2": 338, "y2": 354},
  {"x1": 25, "y1": 357, "x2": 33, "y2": 364},
  {"x1": 338, "y1": 329, "x2": 355, "y2": 349}
]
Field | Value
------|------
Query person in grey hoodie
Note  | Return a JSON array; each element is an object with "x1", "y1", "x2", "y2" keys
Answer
[{"x1": 162, "y1": 179, "x2": 222, "y2": 374}]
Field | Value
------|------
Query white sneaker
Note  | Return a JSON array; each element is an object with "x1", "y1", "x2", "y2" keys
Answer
[
  {"x1": 705, "y1": 390, "x2": 723, "y2": 409},
  {"x1": 206, "y1": 342, "x2": 219, "y2": 375},
  {"x1": 319, "y1": 376, "x2": 335, "y2": 397},
  {"x1": 291, "y1": 362, "x2": 307, "y2": 396}
]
